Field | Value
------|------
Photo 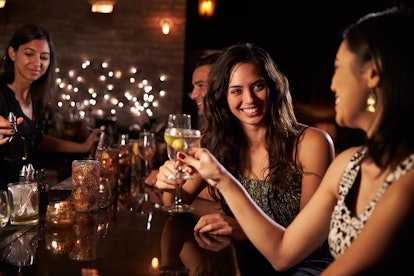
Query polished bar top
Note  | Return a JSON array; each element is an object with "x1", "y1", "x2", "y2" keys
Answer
[{"x1": 0, "y1": 177, "x2": 276, "y2": 276}]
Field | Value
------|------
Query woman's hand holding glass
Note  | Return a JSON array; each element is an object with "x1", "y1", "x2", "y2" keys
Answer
[
  {"x1": 164, "y1": 114, "x2": 192, "y2": 180},
  {"x1": 178, "y1": 147, "x2": 233, "y2": 189},
  {"x1": 162, "y1": 114, "x2": 201, "y2": 213},
  {"x1": 164, "y1": 128, "x2": 201, "y2": 180},
  {"x1": 155, "y1": 160, "x2": 181, "y2": 191}
]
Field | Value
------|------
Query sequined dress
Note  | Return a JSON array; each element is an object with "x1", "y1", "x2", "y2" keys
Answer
[
  {"x1": 237, "y1": 172, "x2": 301, "y2": 228},
  {"x1": 226, "y1": 128, "x2": 304, "y2": 227},
  {"x1": 226, "y1": 127, "x2": 333, "y2": 275}
]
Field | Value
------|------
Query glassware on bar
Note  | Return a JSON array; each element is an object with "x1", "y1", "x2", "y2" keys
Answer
[
  {"x1": 98, "y1": 177, "x2": 112, "y2": 209},
  {"x1": 162, "y1": 114, "x2": 201, "y2": 213},
  {"x1": 46, "y1": 201, "x2": 76, "y2": 229},
  {"x1": 137, "y1": 131, "x2": 156, "y2": 177},
  {"x1": 96, "y1": 148, "x2": 119, "y2": 190},
  {"x1": 71, "y1": 160, "x2": 101, "y2": 213},
  {"x1": 118, "y1": 134, "x2": 132, "y2": 194},
  {"x1": 7, "y1": 181, "x2": 39, "y2": 225}
]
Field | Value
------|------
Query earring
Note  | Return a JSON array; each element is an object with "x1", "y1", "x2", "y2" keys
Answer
[{"x1": 366, "y1": 90, "x2": 376, "y2": 113}]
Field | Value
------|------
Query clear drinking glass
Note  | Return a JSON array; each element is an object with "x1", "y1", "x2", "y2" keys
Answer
[
  {"x1": 163, "y1": 125, "x2": 201, "y2": 213},
  {"x1": 162, "y1": 114, "x2": 192, "y2": 213},
  {"x1": 7, "y1": 181, "x2": 39, "y2": 225},
  {"x1": 165, "y1": 114, "x2": 191, "y2": 180},
  {"x1": 98, "y1": 177, "x2": 112, "y2": 209},
  {"x1": 137, "y1": 131, "x2": 156, "y2": 177},
  {"x1": 0, "y1": 190, "x2": 11, "y2": 228}
]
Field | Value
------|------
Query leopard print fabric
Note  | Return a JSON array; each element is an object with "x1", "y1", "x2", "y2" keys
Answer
[{"x1": 328, "y1": 146, "x2": 414, "y2": 258}]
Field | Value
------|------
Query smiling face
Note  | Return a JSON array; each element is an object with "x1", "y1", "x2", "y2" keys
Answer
[
  {"x1": 226, "y1": 62, "x2": 270, "y2": 127},
  {"x1": 9, "y1": 39, "x2": 51, "y2": 84},
  {"x1": 190, "y1": 64, "x2": 213, "y2": 115},
  {"x1": 330, "y1": 40, "x2": 381, "y2": 136}
]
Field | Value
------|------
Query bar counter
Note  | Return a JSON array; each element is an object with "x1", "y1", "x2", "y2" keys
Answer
[{"x1": 0, "y1": 178, "x2": 276, "y2": 276}]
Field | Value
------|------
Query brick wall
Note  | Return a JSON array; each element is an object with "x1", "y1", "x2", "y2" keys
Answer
[{"x1": 0, "y1": 0, "x2": 186, "y2": 130}]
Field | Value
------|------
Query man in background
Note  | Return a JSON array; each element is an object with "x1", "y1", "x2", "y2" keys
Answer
[{"x1": 188, "y1": 51, "x2": 220, "y2": 127}]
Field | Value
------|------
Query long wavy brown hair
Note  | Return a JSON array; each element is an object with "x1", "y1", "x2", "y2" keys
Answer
[{"x1": 201, "y1": 43, "x2": 300, "y2": 203}]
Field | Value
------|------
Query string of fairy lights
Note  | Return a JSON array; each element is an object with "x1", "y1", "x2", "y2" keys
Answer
[{"x1": 48, "y1": 59, "x2": 167, "y2": 128}]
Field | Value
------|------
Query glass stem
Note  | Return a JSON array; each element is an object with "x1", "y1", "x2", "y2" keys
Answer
[
  {"x1": 144, "y1": 159, "x2": 149, "y2": 177},
  {"x1": 174, "y1": 184, "x2": 181, "y2": 206}
]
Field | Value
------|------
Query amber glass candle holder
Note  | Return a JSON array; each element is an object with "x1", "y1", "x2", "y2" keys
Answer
[
  {"x1": 46, "y1": 201, "x2": 76, "y2": 229},
  {"x1": 71, "y1": 160, "x2": 101, "y2": 212}
]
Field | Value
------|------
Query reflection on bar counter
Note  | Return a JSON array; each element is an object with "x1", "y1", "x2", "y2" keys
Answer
[
  {"x1": 0, "y1": 175, "x2": 279, "y2": 275},
  {"x1": 118, "y1": 134, "x2": 132, "y2": 194}
]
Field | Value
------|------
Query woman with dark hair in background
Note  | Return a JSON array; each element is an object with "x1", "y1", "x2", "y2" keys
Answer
[{"x1": 0, "y1": 24, "x2": 99, "y2": 189}]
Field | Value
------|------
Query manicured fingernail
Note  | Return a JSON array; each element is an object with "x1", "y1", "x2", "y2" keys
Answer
[{"x1": 178, "y1": 152, "x2": 185, "y2": 159}]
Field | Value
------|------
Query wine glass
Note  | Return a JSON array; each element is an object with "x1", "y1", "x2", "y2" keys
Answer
[
  {"x1": 137, "y1": 131, "x2": 157, "y2": 177},
  {"x1": 164, "y1": 114, "x2": 191, "y2": 181},
  {"x1": 163, "y1": 126, "x2": 201, "y2": 213}
]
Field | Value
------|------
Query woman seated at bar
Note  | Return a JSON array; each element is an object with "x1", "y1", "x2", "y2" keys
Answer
[
  {"x1": 156, "y1": 42, "x2": 335, "y2": 274},
  {"x1": 178, "y1": 6, "x2": 414, "y2": 275}
]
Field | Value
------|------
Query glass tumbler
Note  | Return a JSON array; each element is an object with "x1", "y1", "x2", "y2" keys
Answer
[
  {"x1": 7, "y1": 181, "x2": 39, "y2": 225},
  {"x1": 71, "y1": 160, "x2": 101, "y2": 212}
]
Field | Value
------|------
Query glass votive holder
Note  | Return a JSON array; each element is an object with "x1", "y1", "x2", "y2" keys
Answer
[
  {"x1": 71, "y1": 160, "x2": 101, "y2": 212},
  {"x1": 46, "y1": 201, "x2": 76, "y2": 229},
  {"x1": 96, "y1": 148, "x2": 119, "y2": 189}
]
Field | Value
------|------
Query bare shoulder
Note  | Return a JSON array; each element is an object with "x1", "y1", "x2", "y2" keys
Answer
[
  {"x1": 299, "y1": 125, "x2": 334, "y2": 145},
  {"x1": 297, "y1": 124, "x2": 335, "y2": 157},
  {"x1": 333, "y1": 147, "x2": 361, "y2": 163},
  {"x1": 324, "y1": 147, "x2": 361, "y2": 178},
  {"x1": 389, "y1": 158, "x2": 414, "y2": 199}
]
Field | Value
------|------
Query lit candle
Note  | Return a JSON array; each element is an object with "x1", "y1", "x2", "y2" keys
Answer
[
  {"x1": 71, "y1": 159, "x2": 101, "y2": 212},
  {"x1": 46, "y1": 201, "x2": 76, "y2": 229},
  {"x1": 149, "y1": 257, "x2": 160, "y2": 274}
]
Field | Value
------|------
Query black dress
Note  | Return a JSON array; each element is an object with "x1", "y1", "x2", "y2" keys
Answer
[{"x1": 0, "y1": 78, "x2": 43, "y2": 190}]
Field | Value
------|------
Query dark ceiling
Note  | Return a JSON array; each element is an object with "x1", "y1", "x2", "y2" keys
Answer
[{"x1": 184, "y1": 0, "x2": 413, "y2": 105}]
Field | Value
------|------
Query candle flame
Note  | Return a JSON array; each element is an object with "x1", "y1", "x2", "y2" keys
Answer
[{"x1": 151, "y1": 257, "x2": 159, "y2": 269}]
